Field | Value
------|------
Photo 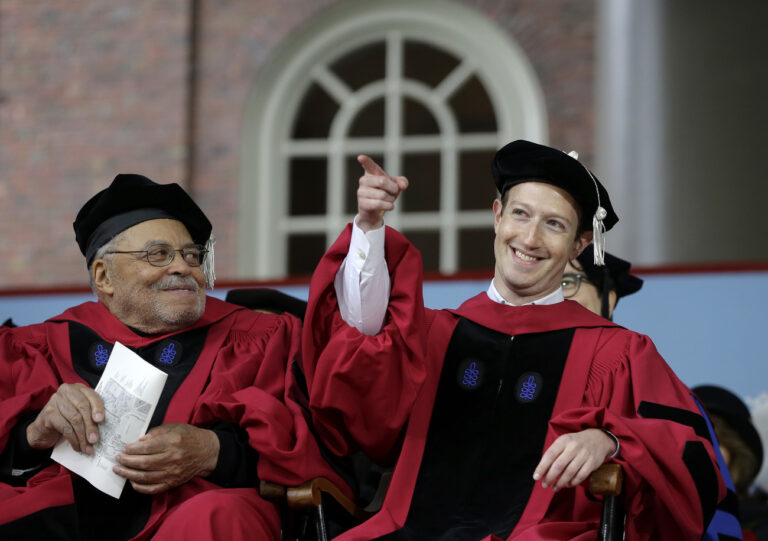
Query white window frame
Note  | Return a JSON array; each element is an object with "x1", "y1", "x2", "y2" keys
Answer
[{"x1": 239, "y1": 0, "x2": 547, "y2": 278}]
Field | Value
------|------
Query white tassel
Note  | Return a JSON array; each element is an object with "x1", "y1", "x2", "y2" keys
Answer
[
  {"x1": 203, "y1": 234, "x2": 216, "y2": 289},
  {"x1": 592, "y1": 206, "x2": 607, "y2": 266},
  {"x1": 566, "y1": 148, "x2": 607, "y2": 266}
]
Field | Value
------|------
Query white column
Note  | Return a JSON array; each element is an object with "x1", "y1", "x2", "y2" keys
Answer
[{"x1": 596, "y1": 0, "x2": 666, "y2": 265}]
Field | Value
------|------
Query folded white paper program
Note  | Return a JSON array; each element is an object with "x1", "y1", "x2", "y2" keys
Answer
[{"x1": 51, "y1": 342, "x2": 167, "y2": 498}]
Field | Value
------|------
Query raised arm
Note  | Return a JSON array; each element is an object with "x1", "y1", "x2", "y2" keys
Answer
[
  {"x1": 303, "y1": 158, "x2": 425, "y2": 461},
  {"x1": 335, "y1": 155, "x2": 408, "y2": 335}
]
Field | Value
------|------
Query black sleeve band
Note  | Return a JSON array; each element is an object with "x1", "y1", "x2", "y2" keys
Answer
[
  {"x1": 637, "y1": 400, "x2": 711, "y2": 442},
  {"x1": 683, "y1": 440, "x2": 719, "y2": 529}
]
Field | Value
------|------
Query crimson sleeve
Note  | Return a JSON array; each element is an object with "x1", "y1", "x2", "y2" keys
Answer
[
  {"x1": 302, "y1": 225, "x2": 427, "y2": 464},
  {"x1": 548, "y1": 329, "x2": 726, "y2": 540}
]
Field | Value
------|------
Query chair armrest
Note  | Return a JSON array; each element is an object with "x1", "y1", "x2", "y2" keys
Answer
[
  {"x1": 287, "y1": 477, "x2": 372, "y2": 521},
  {"x1": 589, "y1": 463, "x2": 623, "y2": 497},
  {"x1": 259, "y1": 479, "x2": 287, "y2": 501}
]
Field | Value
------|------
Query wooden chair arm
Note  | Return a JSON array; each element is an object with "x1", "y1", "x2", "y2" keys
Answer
[
  {"x1": 259, "y1": 470, "x2": 392, "y2": 525},
  {"x1": 285, "y1": 477, "x2": 372, "y2": 521},
  {"x1": 589, "y1": 463, "x2": 623, "y2": 497},
  {"x1": 259, "y1": 479, "x2": 287, "y2": 501}
]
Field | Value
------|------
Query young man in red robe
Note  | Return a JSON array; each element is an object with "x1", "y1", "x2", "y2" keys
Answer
[
  {"x1": 0, "y1": 174, "x2": 348, "y2": 540},
  {"x1": 302, "y1": 140, "x2": 725, "y2": 540}
]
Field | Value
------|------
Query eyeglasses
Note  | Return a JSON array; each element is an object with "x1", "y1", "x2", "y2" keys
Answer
[
  {"x1": 105, "y1": 243, "x2": 208, "y2": 267},
  {"x1": 561, "y1": 273, "x2": 590, "y2": 298}
]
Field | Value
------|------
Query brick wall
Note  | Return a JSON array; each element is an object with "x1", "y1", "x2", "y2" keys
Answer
[
  {"x1": 0, "y1": 0, "x2": 595, "y2": 288},
  {"x1": 0, "y1": 1, "x2": 190, "y2": 287}
]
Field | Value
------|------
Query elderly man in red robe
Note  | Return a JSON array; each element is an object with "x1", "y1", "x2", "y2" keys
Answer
[
  {"x1": 0, "y1": 174, "x2": 347, "y2": 540},
  {"x1": 302, "y1": 140, "x2": 725, "y2": 540}
]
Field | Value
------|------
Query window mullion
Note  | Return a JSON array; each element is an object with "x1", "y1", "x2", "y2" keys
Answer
[
  {"x1": 440, "y1": 136, "x2": 458, "y2": 274},
  {"x1": 385, "y1": 30, "x2": 403, "y2": 230},
  {"x1": 313, "y1": 66, "x2": 353, "y2": 105},
  {"x1": 435, "y1": 60, "x2": 475, "y2": 101},
  {"x1": 327, "y1": 140, "x2": 345, "y2": 243}
]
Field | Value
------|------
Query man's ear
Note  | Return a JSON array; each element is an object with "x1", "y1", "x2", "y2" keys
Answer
[
  {"x1": 91, "y1": 259, "x2": 114, "y2": 296},
  {"x1": 607, "y1": 290, "x2": 618, "y2": 319},
  {"x1": 571, "y1": 231, "x2": 593, "y2": 259},
  {"x1": 492, "y1": 199, "x2": 503, "y2": 234}
]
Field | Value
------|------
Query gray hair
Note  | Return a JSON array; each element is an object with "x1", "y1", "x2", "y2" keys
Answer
[{"x1": 88, "y1": 233, "x2": 123, "y2": 294}]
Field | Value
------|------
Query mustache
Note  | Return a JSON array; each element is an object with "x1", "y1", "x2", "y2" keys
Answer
[{"x1": 150, "y1": 276, "x2": 200, "y2": 292}]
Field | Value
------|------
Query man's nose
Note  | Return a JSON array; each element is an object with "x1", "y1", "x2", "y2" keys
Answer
[{"x1": 521, "y1": 221, "x2": 542, "y2": 246}]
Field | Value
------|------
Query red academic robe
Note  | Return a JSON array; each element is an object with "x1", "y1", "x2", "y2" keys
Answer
[
  {"x1": 0, "y1": 297, "x2": 350, "y2": 540},
  {"x1": 302, "y1": 225, "x2": 726, "y2": 540}
]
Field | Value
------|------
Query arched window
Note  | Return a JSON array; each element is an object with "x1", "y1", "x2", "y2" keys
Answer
[{"x1": 239, "y1": 0, "x2": 547, "y2": 278}]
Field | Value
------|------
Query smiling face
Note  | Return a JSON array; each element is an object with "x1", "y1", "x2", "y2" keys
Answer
[
  {"x1": 492, "y1": 182, "x2": 592, "y2": 305},
  {"x1": 92, "y1": 219, "x2": 206, "y2": 334}
]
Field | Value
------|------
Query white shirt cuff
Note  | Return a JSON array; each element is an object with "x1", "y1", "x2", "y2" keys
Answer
[{"x1": 334, "y1": 218, "x2": 389, "y2": 335}]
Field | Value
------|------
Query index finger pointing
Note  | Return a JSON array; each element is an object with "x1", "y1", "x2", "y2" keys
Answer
[{"x1": 357, "y1": 154, "x2": 387, "y2": 177}]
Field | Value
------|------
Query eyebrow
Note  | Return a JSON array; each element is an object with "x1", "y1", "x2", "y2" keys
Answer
[{"x1": 507, "y1": 200, "x2": 576, "y2": 227}]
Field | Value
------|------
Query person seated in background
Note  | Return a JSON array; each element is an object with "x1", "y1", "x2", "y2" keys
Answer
[
  {"x1": 0, "y1": 174, "x2": 347, "y2": 541},
  {"x1": 693, "y1": 385, "x2": 763, "y2": 498},
  {"x1": 302, "y1": 140, "x2": 725, "y2": 540},
  {"x1": 561, "y1": 244, "x2": 643, "y2": 320},
  {"x1": 693, "y1": 385, "x2": 767, "y2": 541}
]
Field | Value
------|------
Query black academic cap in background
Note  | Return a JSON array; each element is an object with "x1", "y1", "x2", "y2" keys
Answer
[
  {"x1": 693, "y1": 384, "x2": 764, "y2": 469},
  {"x1": 225, "y1": 288, "x2": 307, "y2": 320},
  {"x1": 575, "y1": 245, "x2": 643, "y2": 299}
]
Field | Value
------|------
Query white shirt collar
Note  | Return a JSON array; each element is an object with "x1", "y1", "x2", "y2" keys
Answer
[{"x1": 486, "y1": 280, "x2": 565, "y2": 306}]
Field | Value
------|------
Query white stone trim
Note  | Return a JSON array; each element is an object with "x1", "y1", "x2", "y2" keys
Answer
[{"x1": 239, "y1": 0, "x2": 547, "y2": 277}]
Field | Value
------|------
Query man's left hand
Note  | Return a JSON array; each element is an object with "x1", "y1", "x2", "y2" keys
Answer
[
  {"x1": 113, "y1": 423, "x2": 220, "y2": 495},
  {"x1": 532, "y1": 428, "x2": 616, "y2": 491}
]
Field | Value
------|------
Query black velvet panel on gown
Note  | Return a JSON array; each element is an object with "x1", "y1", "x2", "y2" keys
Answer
[
  {"x1": 69, "y1": 321, "x2": 207, "y2": 541},
  {"x1": 379, "y1": 318, "x2": 574, "y2": 541}
]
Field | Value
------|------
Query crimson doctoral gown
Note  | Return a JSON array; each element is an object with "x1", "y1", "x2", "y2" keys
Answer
[
  {"x1": 0, "y1": 296, "x2": 349, "y2": 540},
  {"x1": 302, "y1": 225, "x2": 725, "y2": 540}
]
